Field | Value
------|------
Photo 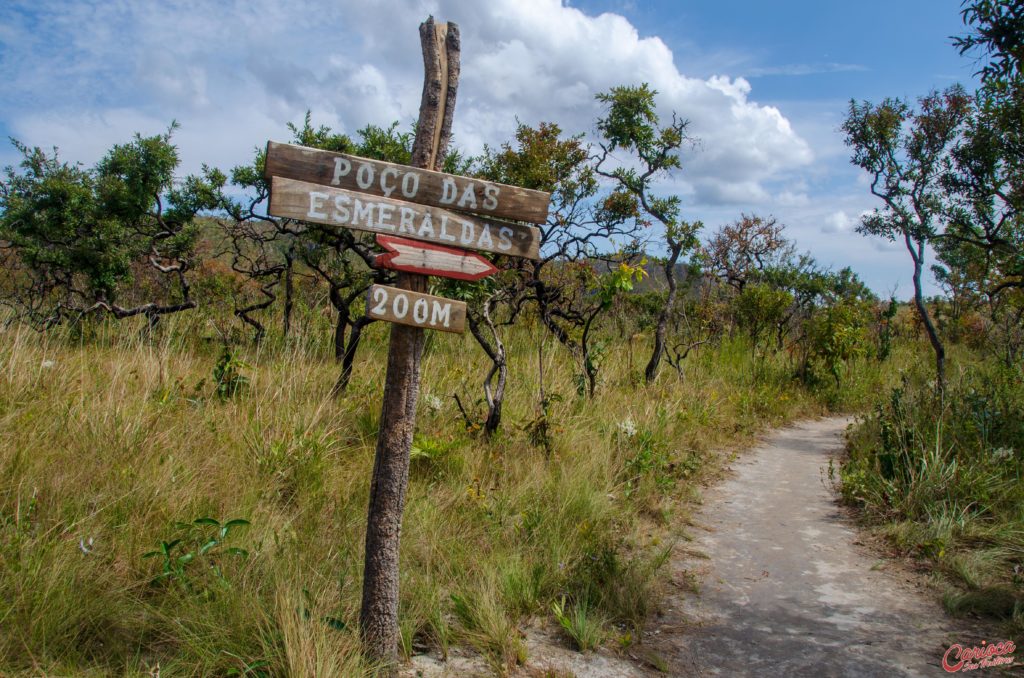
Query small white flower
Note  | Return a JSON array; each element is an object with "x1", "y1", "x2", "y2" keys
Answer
[
  {"x1": 617, "y1": 417, "x2": 637, "y2": 438},
  {"x1": 992, "y1": 446, "x2": 1014, "y2": 460},
  {"x1": 79, "y1": 537, "x2": 94, "y2": 554},
  {"x1": 41, "y1": 360, "x2": 55, "y2": 369},
  {"x1": 423, "y1": 393, "x2": 443, "y2": 413}
]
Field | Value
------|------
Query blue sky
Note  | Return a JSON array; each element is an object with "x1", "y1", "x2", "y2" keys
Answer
[{"x1": 0, "y1": 0, "x2": 978, "y2": 296}]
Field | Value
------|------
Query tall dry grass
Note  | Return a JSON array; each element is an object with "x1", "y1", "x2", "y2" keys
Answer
[{"x1": 0, "y1": 312, "x2": 880, "y2": 676}]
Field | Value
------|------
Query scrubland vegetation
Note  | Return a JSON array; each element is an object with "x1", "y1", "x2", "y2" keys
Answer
[
  {"x1": 0, "y1": 1, "x2": 1021, "y2": 676},
  {"x1": 0, "y1": 309, "x2": 899, "y2": 676},
  {"x1": 837, "y1": 0, "x2": 1024, "y2": 640}
]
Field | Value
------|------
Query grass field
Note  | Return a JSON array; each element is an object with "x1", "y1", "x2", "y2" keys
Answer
[{"x1": 0, "y1": 312, "x2": 900, "y2": 676}]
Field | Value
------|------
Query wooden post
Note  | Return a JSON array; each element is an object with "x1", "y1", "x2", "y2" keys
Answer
[{"x1": 359, "y1": 17, "x2": 460, "y2": 674}]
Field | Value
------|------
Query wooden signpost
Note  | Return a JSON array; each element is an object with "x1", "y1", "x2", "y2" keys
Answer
[
  {"x1": 263, "y1": 17, "x2": 550, "y2": 675},
  {"x1": 365, "y1": 283, "x2": 467, "y2": 333},
  {"x1": 265, "y1": 141, "x2": 551, "y2": 224},
  {"x1": 374, "y1": 234, "x2": 498, "y2": 281},
  {"x1": 268, "y1": 175, "x2": 541, "y2": 259}
]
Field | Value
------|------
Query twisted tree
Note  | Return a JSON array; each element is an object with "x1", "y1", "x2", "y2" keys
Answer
[{"x1": 0, "y1": 125, "x2": 223, "y2": 329}]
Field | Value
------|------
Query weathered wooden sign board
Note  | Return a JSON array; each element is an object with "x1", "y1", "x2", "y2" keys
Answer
[
  {"x1": 374, "y1": 235, "x2": 497, "y2": 281},
  {"x1": 262, "y1": 17, "x2": 551, "y2": 674},
  {"x1": 265, "y1": 141, "x2": 551, "y2": 224},
  {"x1": 365, "y1": 283, "x2": 466, "y2": 333},
  {"x1": 268, "y1": 175, "x2": 542, "y2": 260}
]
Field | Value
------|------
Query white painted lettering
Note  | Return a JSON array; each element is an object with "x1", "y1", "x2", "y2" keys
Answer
[
  {"x1": 457, "y1": 183, "x2": 478, "y2": 209},
  {"x1": 377, "y1": 204, "x2": 396, "y2": 231},
  {"x1": 417, "y1": 213, "x2": 435, "y2": 239},
  {"x1": 413, "y1": 298, "x2": 428, "y2": 324},
  {"x1": 370, "y1": 287, "x2": 388, "y2": 315},
  {"x1": 401, "y1": 172, "x2": 420, "y2": 198},
  {"x1": 399, "y1": 207, "x2": 416, "y2": 234},
  {"x1": 393, "y1": 293, "x2": 409, "y2": 319},
  {"x1": 307, "y1": 191, "x2": 329, "y2": 220},
  {"x1": 431, "y1": 301, "x2": 451, "y2": 328},
  {"x1": 438, "y1": 215, "x2": 457, "y2": 242},
  {"x1": 356, "y1": 163, "x2": 374, "y2": 190},
  {"x1": 333, "y1": 194, "x2": 351, "y2": 223},
  {"x1": 379, "y1": 167, "x2": 399, "y2": 197},
  {"x1": 478, "y1": 224, "x2": 494, "y2": 249},
  {"x1": 498, "y1": 226, "x2": 513, "y2": 251},
  {"x1": 483, "y1": 184, "x2": 500, "y2": 211},
  {"x1": 440, "y1": 177, "x2": 458, "y2": 204},
  {"x1": 353, "y1": 199, "x2": 375, "y2": 227},
  {"x1": 332, "y1": 157, "x2": 352, "y2": 185},
  {"x1": 460, "y1": 220, "x2": 475, "y2": 246}
]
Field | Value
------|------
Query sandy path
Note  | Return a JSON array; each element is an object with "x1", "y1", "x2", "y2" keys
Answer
[
  {"x1": 654, "y1": 417, "x2": 1011, "y2": 677},
  {"x1": 407, "y1": 417, "x2": 1017, "y2": 676}
]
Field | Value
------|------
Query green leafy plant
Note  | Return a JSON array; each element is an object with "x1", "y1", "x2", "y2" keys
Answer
[
  {"x1": 621, "y1": 427, "x2": 674, "y2": 496},
  {"x1": 551, "y1": 595, "x2": 606, "y2": 651},
  {"x1": 525, "y1": 392, "x2": 562, "y2": 456},
  {"x1": 409, "y1": 434, "x2": 465, "y2": 477},
  {"x1": 143, "y1": 516, "x2": 251, "y2": 589},
  {"x1": 213, "y1": 346, "x2": 250, "y2": 400}
]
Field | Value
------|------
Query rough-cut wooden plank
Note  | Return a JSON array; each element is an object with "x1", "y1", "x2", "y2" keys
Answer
[
  {"x1": 268, "y1": 176, "x2": 541, "y2": 260},
  {"x1": 264, "y1": 141, "x2": 551, "y2": 224},
  {"x1": 374, "y1": 235, "x2": 497, "y2": 281},
  {"x1": 364, "y1": 284, "x2": 466, "y2": 333}
]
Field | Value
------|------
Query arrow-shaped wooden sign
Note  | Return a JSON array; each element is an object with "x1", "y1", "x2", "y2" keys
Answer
[{"x1": 373, "y1": 234, "x2": 497, "y2": 281}]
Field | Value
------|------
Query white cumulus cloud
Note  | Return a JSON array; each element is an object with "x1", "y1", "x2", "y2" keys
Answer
[{"x1": 0, "y1": 0, "x2": 812, "y2": 209}]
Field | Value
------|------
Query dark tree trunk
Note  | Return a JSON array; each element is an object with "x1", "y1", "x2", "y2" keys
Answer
[
  {"x1": 360, "y1": 19, "x2": 459, "y2": 675},
  {"x1": 236, "y1": 283, "x2": 276, "y2": 344},
  {"x1": 329, "y1": 284, "x2": 349, "y2": 361},
  {"x1": 332, "y1": 315, "x2": 374, "y2": 397},
  {"x1": 645, "y1": 245, "x2": 682, "y2": 383},
  {"x1": 581, "y1": 310, "x2": 600, "y2": 398},
  {"x1": 483, "y1": 362, "x2": 506, "y2": 435},
  {"x1": 283, "y1": 245, "x2": 295, "y2": 339},
  {"x1": 359, "y1": 273, "x2": 426, "y2": 671},
  {"x1": 467, "y1": 302, "x2": 507, "y2": 436},
  {"x1": 237, "y1": 311, "x2": 266, "y2": 344}
]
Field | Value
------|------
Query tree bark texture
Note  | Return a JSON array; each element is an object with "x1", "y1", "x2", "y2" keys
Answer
[
  {"x1": 360, "y1": 18, "x2": 460, "y2": 675},
  {"x1": 645, "y1": 244, "x2": 682, "y2": 383},
  {"x1": 907, "y1": 235, "x2": 946, "y2": 393},
  {"x1": 282, "y1": 244, "x2": 295, "y2": 339}
]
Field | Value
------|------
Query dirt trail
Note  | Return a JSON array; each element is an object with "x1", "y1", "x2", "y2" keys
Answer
[
  {"x1": 653, "y1": 416, "x2": 1010, "y2": 677},
  {"x1": 407, "y1": 418, "x2": 1016, "y2": 677}
]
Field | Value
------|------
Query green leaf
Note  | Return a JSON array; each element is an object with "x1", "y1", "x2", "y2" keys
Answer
[
  {"x1": 323, "y1": 616, "x2": 347, "y2": 631},
  {"x1": 225, "y1": 547, "x2": 249, "y2": 559},
  {"x1": 198, "y1": 539, "x2": 219, "y2": 555},
  {"x1": 193, "y1": 517, "x2": 220, "y2": 527},
  {"x1": 221, "y1": 518, "x2": 251, "y2": 539}
]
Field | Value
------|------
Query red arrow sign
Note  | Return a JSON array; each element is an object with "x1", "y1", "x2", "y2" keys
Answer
[{"x1": 373, "y1": 234, "x2": 498, "y2": 281}]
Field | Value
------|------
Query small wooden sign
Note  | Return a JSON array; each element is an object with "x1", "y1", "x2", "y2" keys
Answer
[
  {"x1": 269, "y1": 176, "x2": 541, "y2": 260},
  {"x1": 374, "y1": 234, "x2": 497, "y2": 281},
  {"x1": 365, "y1": 284, "x2": 466, "y2": 333},
  {"x1": 265, "y1": 141, "x2": 551, "y2": 224}
]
